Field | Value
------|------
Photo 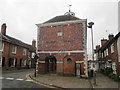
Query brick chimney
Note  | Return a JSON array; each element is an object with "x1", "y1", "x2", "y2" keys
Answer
[
  {"x1": 101, "y1": 39, "x2": 108, "y2": 46},
  {"x1": 1, "y1": 23, "x2": 7, "y2": 35},
  {"x1": 32, "y1": 40, "x2": 36, "y2": 49},
  {"x1": 96, "y1": 45, "x2": 100, "y2": 50},
  {"x1": 108, "y1": 34, "x2": 114, "y2": 40}
]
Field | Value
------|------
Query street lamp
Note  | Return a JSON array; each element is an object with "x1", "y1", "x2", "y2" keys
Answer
[
  {"x1": 34, "y1": 54, "x2": 39, "y2": 77},
  {"x1": 88, "y1": 22, "x2": 96, "y2": 85}
]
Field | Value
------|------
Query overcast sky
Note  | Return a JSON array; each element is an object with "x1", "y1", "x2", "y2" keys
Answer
[{"x1": 0, "y1": 0, "x2": 119, "y2": 59}]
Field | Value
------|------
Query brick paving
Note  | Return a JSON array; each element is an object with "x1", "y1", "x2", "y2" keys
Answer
[{"x1": 31, "y1": 73, "x2": 92, "y2": 88}]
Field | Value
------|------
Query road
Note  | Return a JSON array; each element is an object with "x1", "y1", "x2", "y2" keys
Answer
[{"x1": 1, "y1": 69, "x2": 47, "y2": 89}]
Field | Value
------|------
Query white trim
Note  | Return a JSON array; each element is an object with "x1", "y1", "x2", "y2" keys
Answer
[
  {"x1": 38, "y1": 61, "x2": 45, "y2": 63},
  {"x1": 21, "y1": 59, "x2": 26, "y2": 67},
  {"x1": 56, "y1": 61, "x2": 63, "y2": 64},
  {"x1": 12, "y1": 46, "x2": 17, "y2": 54},
  {"x1": 36, "y1": 19, "x2": 87, "y2": 27},
  {"x1": 117, "y1": 37, "x2": 120, "y2": 62},
  {"x1": 10, "y1": 58, "x2": 16, "y2": 67},
  {"x1": 23, "y1": 48, "x2": 27, "y2": 56},
  {"x1": 0, "y1": 57, "x2": 2, "y2": 67},
  {"x1": 38, "y1": 61, "x2": 64, "y2": 64},
  {"x1": 38, "y1": 50, "x2": 85, "y2": 54},
  {"x1": 111, "y1": 43, "x2": 114, "y2": 53},
  {"x1": 0, "y1": 42, "x2": 4, "y2": 51},
  {"x1": 76, "y1": 61, "x2": 84, "y2": 63}
]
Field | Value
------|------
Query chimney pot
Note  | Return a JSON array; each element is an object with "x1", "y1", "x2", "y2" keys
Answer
[
  {"x1": 101, "y1": 39, "x2": 108, "y2": 46},
  {"x1": 32, "y1": 40, "x2": 36, "y2": 49},
  {"x1": 96, "y1": 45, "x2": 100, "y2": 50},
  {"x1": 1, "y1": 23, "x2": 7, "y2": 35},
  {"x1": 108, "y1": 34, "x2": 114, "y2": 40}
]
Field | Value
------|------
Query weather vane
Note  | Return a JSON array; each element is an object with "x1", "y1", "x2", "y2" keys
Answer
[
  {"x1": 64, "y1": 4, "x2": 75, "y2": 16},
  {"x1": 69, "y1": 5, "x2": 72, "y2": 12}
]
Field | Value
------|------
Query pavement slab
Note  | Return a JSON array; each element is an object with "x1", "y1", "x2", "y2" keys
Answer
[
  {"x1": 30, "y1": 73, "x2": 92, "y2": 88},
  {"x1": 90, "y1": 72, "x2": 120, "y2": 89}
]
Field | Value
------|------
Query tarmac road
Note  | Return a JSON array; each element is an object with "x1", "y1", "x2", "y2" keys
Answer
[{"x1": 2, "y1": 69, "x2": 47, "y2": 89}]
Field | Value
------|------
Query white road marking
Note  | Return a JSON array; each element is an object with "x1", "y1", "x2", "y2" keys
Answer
[
  {"x1": 6, "y1": 78, "x2": 14, "y2": 80},
  {"x1": 16, "y1": 78, "x2": 24, "y2": 81},
  {"x1": 25, "y1": 79, "x2": 33, "y2": 82},
  {"x1": 4, "y1": 77, "x2": 31, "y2": 82},
  {"x1": 0, "y1": 77, "x2": 4, "y2": 79}
]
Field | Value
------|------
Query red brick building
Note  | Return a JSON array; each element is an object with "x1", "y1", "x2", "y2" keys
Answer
[
  {"x1": 36, "y1": 13, "x2": 88, "y2": 77},
  {"x1": 95, "y1": 32, "x2": 120, "y2": 76},
  {"x1": 0, "y1": 23, "x2": 36, "y2": 70}
]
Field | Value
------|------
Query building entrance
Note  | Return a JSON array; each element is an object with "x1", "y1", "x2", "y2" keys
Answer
[{"x1": 45, "y1": 55, "x2": 56, "y2": 73}]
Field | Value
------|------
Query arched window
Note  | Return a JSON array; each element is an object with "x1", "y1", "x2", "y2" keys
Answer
[{"x1": 67, "y1": 58, "x2": 72, "y2": 63}]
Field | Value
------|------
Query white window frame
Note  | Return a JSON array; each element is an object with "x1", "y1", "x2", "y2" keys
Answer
[
  {"x1": 21, "y1": 60, "x2": 26, "y2": 67},
  {"x1": 57, "y1": 32, "x2": 62, "y2": 37},
  {"x1": 10, "y1": 58, "x2": 16, "y2": 67},
  {"x1": 28, "y1": 52, "x2": 30, "y2": 58},
  {"x1": 117, "y1": 37, "x2": 120, "y2": 62},
  {"x1": 101, "y1": 52, "x2": 104, "y2": 58},
  {"x1": 111, "y1": 43, "x2": 114, "y2": 53},
  {"x1": 106, "y1": 49, "x2": 109, "y2": 56},
  {"x1": 12, "y1": 45, "x2": 17, "y2": 54},
  {"x1": 32, "y1": 52, "x2": 35, "y2": 58},
  {"x1": 112, "y1": 62, "x2": 116, "y2": 74},
  {"x1": 0, "y1": 42, "x2": 4, "y2": 51},
  {"x1": 0, "y1": 57, "x2": 2, "y2": 67},
  {"x1": 98, "y1": 51, "x2": 101, "y2": 58},
  {"x1": 23, "y1": 48, "x2": 27, "y2": 56},
  {"x1": 104, "y1": 50, "x2": 106, "y2": 57}
]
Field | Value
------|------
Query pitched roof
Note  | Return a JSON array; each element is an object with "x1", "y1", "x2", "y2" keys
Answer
[
  {"x1": 44, "y1": 15, "x2": 80, "y2": 24},
  {"x1": 95, "y1": 32, "x2": 120, "y2": 52},
  {"x1": 0, "y1": 34, "x2": 35, "y2": 52}
]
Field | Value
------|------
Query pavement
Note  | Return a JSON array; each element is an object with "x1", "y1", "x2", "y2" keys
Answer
[
  {"x1": 28, "y1": 72, "x2": 120, "y2": 89},
  {"x1": 29, "y1": 73, "x2": 92, "y2": 89},
  {"x1": 2, "y1": 69, "x2": 120, "y2": 89},
  {"x1": 90, "y1": 72, "x2": 120, "y2": 89}
]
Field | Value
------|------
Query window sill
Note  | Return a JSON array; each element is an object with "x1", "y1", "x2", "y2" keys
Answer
[{"x1": 12, "y1": 52, "x2": 16, "y2": 54}]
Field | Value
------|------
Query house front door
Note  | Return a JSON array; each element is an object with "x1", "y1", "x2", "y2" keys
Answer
[{"x1": 76, "y1": 63, "x2": 81, "y2": 76}]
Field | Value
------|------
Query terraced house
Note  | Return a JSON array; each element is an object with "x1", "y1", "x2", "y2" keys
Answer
[
  {"x1": 0, "y1": 23, "x2": 36, "y2": 70},
  {"x1": 36, "y1": 11, "x2": 88, "y2": 77},
  {"x1": 95, "y1": 32, "x2": 120, "y2": 77}
]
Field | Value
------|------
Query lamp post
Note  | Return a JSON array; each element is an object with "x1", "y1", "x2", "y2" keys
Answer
[
  {"x1": 34, "y1": 54, "x2": 39, "y2": 77},
  {"x1": 88, "y1": 22, "x2": 96, "y2": 85}
]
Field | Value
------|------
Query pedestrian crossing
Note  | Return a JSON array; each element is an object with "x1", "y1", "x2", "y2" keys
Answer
[{"x1": 0, "y1": 77, "x2": 33, "y2": 82}]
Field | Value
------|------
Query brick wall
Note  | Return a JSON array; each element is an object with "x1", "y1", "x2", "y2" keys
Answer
[
  {"x1": 37, "y1": 20, "x2": 87, "y2": 76},
  {"x1": 2, "y1": 41, "x2": 29, "y2": 70},
  {"x1": 38, "y1": 23, "x2": 85, "y2": 51},
  {"x1": 97, "y1": 39, "x2": 120, "y2": 75}
]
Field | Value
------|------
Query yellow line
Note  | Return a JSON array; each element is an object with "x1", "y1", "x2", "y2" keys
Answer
[{"x1": 25, "y1": 73, "x2": 58, "y2": 89}]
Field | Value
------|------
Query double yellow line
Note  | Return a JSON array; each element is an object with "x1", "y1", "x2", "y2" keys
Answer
[{"x1": 26, "y1": 73, "x2": 61, "y2": 89}]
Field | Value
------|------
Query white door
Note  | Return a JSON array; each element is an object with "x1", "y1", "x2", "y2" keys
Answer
[{"x1": 76, "y1": 63, "x2": 81, "y2": 76}]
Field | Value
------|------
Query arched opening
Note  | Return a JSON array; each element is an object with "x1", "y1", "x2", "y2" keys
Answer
[{"x1": 45, "y1": 55, "x2": 56, "y2": 73}]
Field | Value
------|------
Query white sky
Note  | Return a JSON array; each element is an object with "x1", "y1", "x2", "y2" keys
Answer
[{"x1": 0, "y1": 0, "x2": 119, "y2": 59}]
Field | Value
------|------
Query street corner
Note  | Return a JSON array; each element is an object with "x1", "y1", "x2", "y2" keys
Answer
[{"x1": 26, "y1": 73, "x2": 63, "y2": 89}]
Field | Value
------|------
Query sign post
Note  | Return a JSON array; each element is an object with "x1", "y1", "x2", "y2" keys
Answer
[{"x1": 34, "y1": 54, "x2": 39, "y2": 77}]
